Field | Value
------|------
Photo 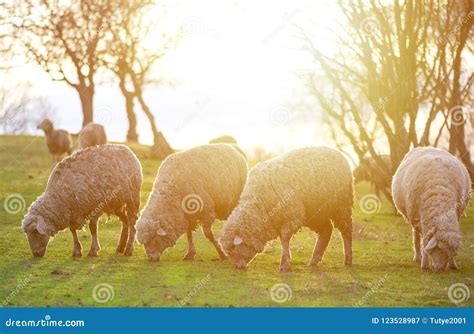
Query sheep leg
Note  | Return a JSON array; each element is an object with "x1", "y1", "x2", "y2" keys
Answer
[
  {"x1": 448, "y1": 258, "x2": 458, "y2": 270},
  {"x1": 183, "y1": 229, "x2": 196, "y2": 260},
  {"x1": 115, "y1": 211, "x2": 129, "y2": 254},
  {"x1": 202, "y1": 224, "x2": 227, "y2": 260},
  {"x1": 412, "y1": 228, "x2": 421, "y2": 262},
  {"x1": 88, "y1": 218, "x2": 101, "y2": 257},
  {"x1": 124, "y1": 209, "x2": 136, "y2": 256},
  {"x1": 308, "y1": 223, "x2": 333, "y2": 267},
  {"x1": 421, "y1": 245, "x2": 430, "y2": 270},
  {"x1": 339, "y1": 220, "x2": 353, "y2": 266},
  {"x1": 70, "y1": 228, "x2": 82, "y2": 257},
  {"x1": 279, "y1": 232, "x2": 292, "y2": 272}
]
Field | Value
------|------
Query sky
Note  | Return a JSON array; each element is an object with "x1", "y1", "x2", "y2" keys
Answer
[{"x1": 4, "y1": 0, "x2": 344, "y2": 153}]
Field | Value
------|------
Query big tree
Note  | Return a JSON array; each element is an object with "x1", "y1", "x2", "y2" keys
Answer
[{"x1": 9, "y1": 0, "x2": 119, "y2": 126}]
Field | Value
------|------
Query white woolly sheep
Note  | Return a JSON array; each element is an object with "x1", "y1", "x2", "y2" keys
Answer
[
  {"x1": 136, "y1": 144, "x2": 248, "y2": 262},
  {"x1": 77, "y1": 123, "x2": 107, "y2": 149},
  {"x1": 22, "y1": 144, "x2": 143, "y2": 258},
  {"x1": 219, "y1": 146, "x2": 354, "y2": 271},
  {"x1": 392, "y1": 147, "x2": 471, "y2": 272},
  {"x1": 37, "y1": 119, "x2": 72, "y2": 161}
]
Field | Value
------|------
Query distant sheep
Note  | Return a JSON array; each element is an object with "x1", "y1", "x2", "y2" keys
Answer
[
  {"x1": 209, "y1": 135, "x2": 237, "y2": 145},
  {"x1": 37, "y1": 119, "x2": 72, "y2": 161},
  {"x1": 78, "y1": 123, "x2": 107, "y2": 149},
  {"x1": 392, "y1": 147, "x2": 471, "y2": 272},
  {"x1": 354, "y1": 155, "x2": 392, "y2": 198},
  {"x1": 220, "y1": 147, "x2": 354, "y2": 271},
  {"x1": 22, "y1": 144, "x2": 142, "y2": 258},
  {"x1": 136, "y1": 144, "x2": 248, "y2": 262}
]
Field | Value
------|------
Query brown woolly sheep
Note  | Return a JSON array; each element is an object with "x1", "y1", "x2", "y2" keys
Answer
[
  {"x1": 22, "y1": 144, "x2": 142, "y2": 258},
  {"x1": 220, "y1": 147, "x2": 354, "y2": 272},
  {"x1": 37, "y1": 119, "x2": 72, "y2": 161},
  {"x1": 136, "y1": 144, "x2": 248, "y2": 262},
  {"x1": 392, "y1": 147, "x2": 471, "y2": 272},
  {"x1": 77, "y1": 123, "x2": 107, "y2": 149}
]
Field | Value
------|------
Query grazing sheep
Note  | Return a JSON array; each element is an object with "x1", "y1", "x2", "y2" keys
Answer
[
  {"x1": 136, "y1": 144, "x2": 248, "y2": 262},
  {"x1": 77, "y1": 123, "x2": 107, "y2": 149},
  {"x1": 220, "y1": 147, "x2": 354, "y2": 271},
  {"x1": 209, "y1": 135, "x2": 237, "y2": 145},
  {"x1": 37, "y1": 119, "x2": 72, "y2": 161},
  {"x1": 22, "y1": 144, "x2": 142, "y2": 258},
  {"x1": 392, "y1": 147, "x2": 471, "y2": 272}
]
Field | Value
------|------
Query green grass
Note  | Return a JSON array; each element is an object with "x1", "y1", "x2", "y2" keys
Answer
[{"x1": 0, "y1": 135, "x2": 473, "y2": 307}]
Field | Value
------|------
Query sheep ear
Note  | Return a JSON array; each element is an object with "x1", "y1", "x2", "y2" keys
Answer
[
  {"x1": 156, "y1": 227, "x2": 167, "y2": 236},
  {"x1": 233, "y1": 236, "x2": 243, "y2": 245},
  {"x1": 424, "y1": 236, "x2": 438, "y2": 253},
  {"x1": 36, "y1": 216, "x2": 49, "y2": 235}
]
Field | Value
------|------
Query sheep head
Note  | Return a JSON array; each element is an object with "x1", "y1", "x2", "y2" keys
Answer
[
  {"x1": 37, "y1": 119, "x2": 53, "y2": 133},
  {"x1": 22, "y1": 214, "x2": 52, "y2": 258},
  {"x1": 424, "y1": 213, "x2": 462, "y2": 272},
  {"x1": 220, "y1": 207, "x2": 264, "y2": 269}
]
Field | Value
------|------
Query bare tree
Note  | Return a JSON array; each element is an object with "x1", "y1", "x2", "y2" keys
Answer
[
  {"x1": 302, "y1": 0, "x2": 474, "y2": 200},
  {"x1": 106, "y1": 1, "x2": 178, "y2": 157},
  {"x1": 9, "y1": 0, "x2": 119, "y2": 126},
  {"x1": 0, "y1": 83, "x2": 55, "y2": 135}
]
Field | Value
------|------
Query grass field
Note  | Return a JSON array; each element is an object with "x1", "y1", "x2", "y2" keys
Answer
[{"x1": 0, "y1": 135, "x2": 473, "y2": 307}]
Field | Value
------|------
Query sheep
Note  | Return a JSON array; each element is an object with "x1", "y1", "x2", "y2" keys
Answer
[
  {"x1": 37, "y1": 119, "x2": 72, "y2": 161},
  {"x1": 392, "y1": 147, "x2": 471, "y2": 272},
  {"x1": 219, "y1": 146, "x2": 354, "y2": 272},
  {"x1": 77, "y1": 123, "x2": 107, "y2": 149},
  {"x1": 209, "y1": 135, "x2": 237, "y2": 145},
  {"x1": 354, "y1": 155, "x2": 392, "y2": 198},
  {"x1": 22, "y1": 144, "x2": 142, "y2": 258},
  {"x1": 136, "y1": 144, "x2": 248, "y2": 262}
]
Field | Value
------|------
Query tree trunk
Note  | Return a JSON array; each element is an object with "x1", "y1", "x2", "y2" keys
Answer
[
  {"x1": 77, "y1": 85, "x2": 94, "y2": 127},
  {"x1": 124, "y1": 92, "x2": 139, "y2": 142}
]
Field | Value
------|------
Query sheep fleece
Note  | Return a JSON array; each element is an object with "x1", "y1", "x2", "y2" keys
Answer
[
  {"x1": 23, "y1": 144, "x2": 142, "y2": 234},
  {"x1": 137, "y1": 144, "x2": 248, "y2": 243},
  {"x1": 220, "y1": 146, "x2": 354, "y2": 253},
  {"x1": 392, "y1": 147, "x2": 471, "y2": 250}
]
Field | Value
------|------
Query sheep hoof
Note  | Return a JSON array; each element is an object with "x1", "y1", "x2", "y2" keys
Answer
[
  {"x1": 279, "y1": 263, "x2": 291, "y2": 272},
  {"x1": 88, "y1": 250, "x2": 99, "y2": 257},
  {"x1": 183, "y1": 252, "x2": 196, "y2": 260},
  {"x1": 307, "y1": 260, "x2": 319, "y2": 267},
  {"x1": 116, "y1": 246, "x2": 125, "y2": 254},
  {"x1": 218, "y1": 253, "x2": 228, "y2": 261},
  {"x1": 123, "y1": 246, "x2": 134, "y2": 256},
  {"x1": 72, "y1": 250, "x2": 82, "y2": 258},
  {"x1": 344, "y1": 259, "x2": 352, "y2": 266},
  {"x1": 413, "y1": 255, "x2": 421, "y2": 262}
]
